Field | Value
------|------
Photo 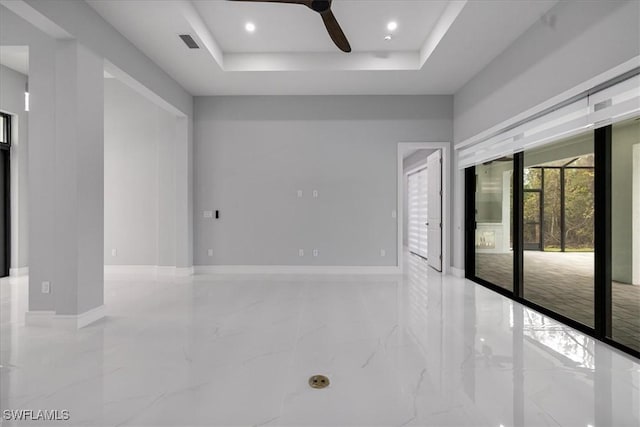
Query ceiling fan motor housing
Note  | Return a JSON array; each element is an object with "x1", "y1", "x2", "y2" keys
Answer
[{"x1": 311, "y1": 0, "x2": 331, "y2": 13}]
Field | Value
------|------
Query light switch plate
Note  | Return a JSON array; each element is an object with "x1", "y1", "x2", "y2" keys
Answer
[
  {"x1": 111, "y1": 249, "x2": 117, "y2": 257},
  {"x1": 312, "y1": 190, "x2": 318, "y2": 198},
  {"x1": 297, "y1": 190, "x2": 303, "y2": 198},
  {"x1": 380, "y1": 249, "x2": 386, "y2": 257},
  {"x1": 298, "y1": 249, "x2": 304, "y2": 257},
  {"x1": 391, "y1": 210, "x2": 397, "y2": 219},
  {"x1": 41, "y1": 281, "x2": 51, "y2": 294},
  {"x1": 313, "y1": 249, "x2": 319, "y2": 257},
  {"x1": 203, "y1": 211, "x2": 213, "y2": 218}
]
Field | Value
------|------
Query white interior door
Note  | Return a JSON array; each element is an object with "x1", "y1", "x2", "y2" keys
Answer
[
  {"x1": 408, "y1": 168, "x2": 428, "y2": 259},
  {"x1": 427, "y1": 150, "x2": 442, "y2": 271}
]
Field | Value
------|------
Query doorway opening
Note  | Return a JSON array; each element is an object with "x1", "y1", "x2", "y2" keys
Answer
[{"x1": 398, "y1": 143, "x2": 449, "y2": 274}]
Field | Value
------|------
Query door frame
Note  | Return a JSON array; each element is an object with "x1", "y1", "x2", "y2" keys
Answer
[
  {"x1": 0, "y1": 112, "x2": 11, "y2": 278},
  {"x1": 397, "y1": 142, "x2": 450, "y2": 275}
]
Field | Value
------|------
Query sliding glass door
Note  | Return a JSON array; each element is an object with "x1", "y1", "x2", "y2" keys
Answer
[
  {"x1": 523, "y1": 132, "x2": 595, "y2": 328},
  {"x1": 611, "y1": 118, "x2": 640, "y2": 353},
  {"x1": 0, "y1": 113, "x2": 9, "y2": 278},
  {"x1": 465, "y1": 121, "x2": 640, "y2": 358},
  {"x1": 474, "y1": 157, "x2": 513, "y2": 291}
]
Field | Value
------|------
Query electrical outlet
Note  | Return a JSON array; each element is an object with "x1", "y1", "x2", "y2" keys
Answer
[
  {"x1": 298, "y1": 249, "x2": 304, "y2": 257},
  {"x1": 297, "y1": 190, "x2": 303, "y2": 198},
  {"x1": 313, "y1": 249, "x2": 319, "y2": 257},
  {"x1": 203, "y1": 210, "x2": 213, "y2": 218},
  {"x1": 111, "y1": 249, "x2": 117, "y2": 257},
  {"x1": 207, "y1": 249, "x2": 213, "y2": 257},
  {"x1": 41, "y1": 281, "x2": 51, "y2": 294},
  {"x1": 312, "y1": 190, "x2": 318, "y2": 198},
  {"x1": 380, "y1": 249, "x2": 386, "y2": 257}
]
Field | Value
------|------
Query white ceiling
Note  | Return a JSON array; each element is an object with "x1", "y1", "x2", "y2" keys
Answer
[
  {"x1": 87, "y1": 0, "x2": 558, "y2": 96},
  {"x1": 0, "y1": 45, "x2": 28, "y2": 75},
  {"x1": 196, "y1": 0, "x2": 450, "y2": 53}
]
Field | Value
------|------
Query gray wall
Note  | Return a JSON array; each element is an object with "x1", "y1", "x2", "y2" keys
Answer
[
  {"x1": 194, "y1": 95, "x2": 452, "y2": 266},
  {"x1": 612, "y1": 119, "x2": 639, "y2": 284},
  {"x1": 450, "y1": 0, "x2": 639, "y2": 272},
  {"x1": 454, "y1": 0, "x2": 640, "y2": 144},
  {"x1": 0, "y1": 64, "x2": 28, "y2": 269},
  {"x1": 104, "y1": 78, "x2": 177, "y2": 266}
]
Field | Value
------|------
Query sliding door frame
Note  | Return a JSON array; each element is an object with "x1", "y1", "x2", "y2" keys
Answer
[
  {"x1": 465, "y1": 125, "x2": 639, "y2": 359},
  {"x1": 0, "y1": 112, "x2": 11, "y2": 278}
]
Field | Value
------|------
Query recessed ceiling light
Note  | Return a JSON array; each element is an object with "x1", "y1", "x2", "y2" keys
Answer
[
  {"x1": 387, "y1": 21, "x2": 397, "y2": 32},
  {"x1": 245, "y1": 22, "x2": 256, "y2": 33},
  {"x1": 384, "y1": 34, "x2": 392, "y2": 41}
]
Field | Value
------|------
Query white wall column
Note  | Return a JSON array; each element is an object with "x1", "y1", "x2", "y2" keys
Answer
[
  {"x1": 26, "y1": 38, "x2": 57, "y2": 312},
  {"x1": 174, "y1": 117, "x2": 192, "y2": 269},
  {"x1": 50, "y1": 40, "x2": 104, "y2": 317}
]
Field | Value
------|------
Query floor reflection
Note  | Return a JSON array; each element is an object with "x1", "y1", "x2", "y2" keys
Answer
[{"x1": 0, "y1": 260, "x2": 637, "y2": 426}]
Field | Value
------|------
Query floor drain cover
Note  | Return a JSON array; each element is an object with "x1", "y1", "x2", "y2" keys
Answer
[{"x1": 308, "y1": 374, "x2": 330, "y2": 389}]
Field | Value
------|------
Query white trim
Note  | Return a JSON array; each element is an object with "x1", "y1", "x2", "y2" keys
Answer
[
  {"x1": 456, "y1": 56, "x2": 640, "y2": 149},
  {"x1": 194, "y1": 265, "x2": 401, "y2": 275},
  {"x1": 24, "y1": 310, "x2": 56, "y2": 327},
  {"x1": 419, "y1": 1, "x2": 467, "y2": 67},
  {"x1": 156, "y1": 266, "x2": 177, "y2": 275},
  {"x1": 9, "y1": 267, "x2": 28, "y2": 277},
  {"x1": 25, "y1": 305, "x2": 106, "y2": 329},
  {"x1": 405, "y1": 162, "x2": 429, "y2": 177},
  {"x1": 450, "y1": 267, "x2": 465, "y2": 278},
  {"x1": 104, "y1": 265, "x2": 158, "y2": 275},
  {"x1": 175, "y1": 266, "x2": 195, "y2": 277},
  {"x1": 60, "y1": 305, "x2": 106, "y2": 329},
  {"x1": 104, "y1": 265, "x2": 194, "y2": 276},
  {"x1": 397, "y1": 142, "x2": 451, "y2": 275}
]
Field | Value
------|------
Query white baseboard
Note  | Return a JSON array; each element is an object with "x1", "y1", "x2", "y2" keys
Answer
[
  {"x1": 194, "y1": 265, "x2": 402, "y2": 275},
  {"x1": 175, "y1": 266, "x2": 195, "y2": 276},
  {"x1": 9, "y1": 267, "x2": 29, "y2": 277},
  {"x1": 25, "y1": 305, "x2": 106, "y2": 329},
  {"x1": 105, "y1": 265, "x2": 158, "y2": 275},
  {"x1": 104, "y1": 265, "x2": 194, "y2": 276},
  {"x1": 450, "y1": 267, "x2": 465, "y2": 278},
  {"x1": 24, "y1": 310, "x2": 56, "y2": 327}
]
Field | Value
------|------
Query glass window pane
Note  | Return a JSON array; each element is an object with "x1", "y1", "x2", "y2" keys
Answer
[
  {"x1": 564, "y1": 168, "x2": 594, "y2": 251},
  {"x1": 543, "y1": 169, "x2": 561, "y2": 250},
  {"x1": 611, "y1": 118, "x2": 640, "y2": 352},
  {"x1": 475, "y1": 157, "x2": 514, "y2": 291},
  {"x1": 523, "y1": 131, "x2": 594, "y2": 328}
]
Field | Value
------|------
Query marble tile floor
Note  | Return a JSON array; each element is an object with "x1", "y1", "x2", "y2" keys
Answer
[
  {"x1": 476, "y1": 251, "x2": 640, "y2": 352},
  {"x1": 0, "y1": 256, "x2": 639, "y2": 427}
]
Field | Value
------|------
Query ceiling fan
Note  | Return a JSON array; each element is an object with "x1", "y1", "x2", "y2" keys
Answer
[{"x1": 229, "y1": 0, "x2": 351, "y2": 53}]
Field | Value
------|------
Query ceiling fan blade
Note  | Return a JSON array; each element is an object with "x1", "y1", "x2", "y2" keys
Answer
[
  {"x1": 228, "y1": 0, "x2": 312, "y2": 5},
  {"x1": 320, "y1": 9, "x2": 351, "y2": 53}
]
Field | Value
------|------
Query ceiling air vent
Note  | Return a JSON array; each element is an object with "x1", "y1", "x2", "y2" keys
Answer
[{"x1": 179, "y1": 34, "x2": 199, "y2": 49}]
